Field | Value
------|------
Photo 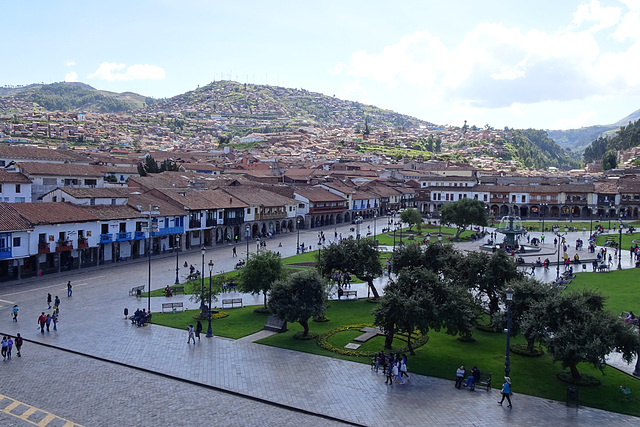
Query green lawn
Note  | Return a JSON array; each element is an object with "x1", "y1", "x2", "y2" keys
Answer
[
  {"x1": 570, "y1": 268, "x2": 640, "y2": 315},
  {"x1": 151, "y1": 306, "x2": 270, "y2": 339},
  {"x1": 256, "y1": 298, "x2": 640, "y2": 417},
  {"x1": 596, "y1": 232, "x2": 640, "y2": 250}
]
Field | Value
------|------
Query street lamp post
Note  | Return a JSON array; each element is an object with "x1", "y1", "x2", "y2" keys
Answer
[
  {"x1": 504, "y1": 286, "x2": 514, "y2": 377},
  {"x1": 296, "y1": 218, "x2": 301, "y2": 254},
  {"x1": 174, "y1": 235, "x2": 180, "y2": 285},
  {"x1": 609, "y1": 203, "x2": 613, "y2": 230},
  {"x1": 356, "y1": 215, "x2": 361, "y2": 240},
  {"x1": 373, "y1": 213, "x2": 377, "y2": 246},
  {"x1": 540, "y1": 203, "x2": 547, "y2": 232},
  {"x1": 200, "y1": 246, "x2": 206, "y2": 313},
  {"x1": 142, "y1": 205, "x2": 160, "y2": 313},
  {"x1": 589, "y1": 205, "x2": 595, "y2": 236},
  {"x1": 245, "y1": 225, "x2": 250, "y2": 264},
  {"x1": 618, "y1": 217, "x2": 623, "y2": 270},
  {"x1": 556, "y1": 232, "x2": 566, "y2": 280},
  {"x1": 207, "y1": 259, "x2": 214, "y2": 338}
]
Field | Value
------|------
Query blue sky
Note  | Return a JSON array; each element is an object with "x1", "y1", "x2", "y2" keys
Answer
[{"x1": 4, "y1": 0, "x2": 640, "y2": 130}]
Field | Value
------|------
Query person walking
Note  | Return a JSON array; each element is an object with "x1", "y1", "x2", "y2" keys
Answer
[
  {"x1": 52, "y1": 311, "x2": 58, "y2": 331},
  {"x1": 37, "y1": 312, "x2": 46, "y2": 333},
  {"x1": 400, "y1": 353, "x2": 410, "y2": 381},
  {"x1": 54, "y1": 296, "x2": 60, "y2": 311},
  {"x1": 498, "y1": 376, "x2": 512, "y2": 407},
  {"x1": 1, "y1": 336, "x2": 7, "y2": 360},
  {"x1": 232, "y1": 247, "x2": 237, "y2": 257},
  {"x1": 67, "y1": 281, "x2": 72, "y2": 297},
  {"x1": 15, "y1": 333, "x2": 22, "y2": 357},
  {"x1": 6, "y1": 336, "x2": 13, "y2": 359},
  {"x1": 47, "y1": 293, "x2": 52, "y2": 309},
  {"x1": 12, "y1": 304, "x2": 18, "y2": 321},
  {"x1": 45, "y1": 314, "x2": 52, "y2": 332},
  {"x1": 195, "y1": 321, "x2": 203, "y2": 341},
  {"x1": 187, "y1": 324, "x2": 196, "y2": 344}
]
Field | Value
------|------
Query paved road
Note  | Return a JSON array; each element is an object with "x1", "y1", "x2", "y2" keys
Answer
[{"x1": 1, "y1": 220, "x2": 639, "y2": 426}]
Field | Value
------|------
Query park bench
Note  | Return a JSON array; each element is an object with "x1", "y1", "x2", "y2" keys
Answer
[
  {"x1": 597, "y1": 264, "x2": 610, "y2": 272},
  {"x1": 129, "y1": 285, "x2": 145, "y2": 296},
  {"x1": 462, "y1": 370, "x2": 492, "y2": 391},
  {"x1": 161, "y1": 302, "x2": 184, "y2": 313},
  {"x1": 222, "y1": 282, "x2": 237, "y2": 293},
  {"x1": 169, "y1": 285, "x2": 185, "y2": 295},
  {"x1": 342, "y1": 290, "x2": 358, "y2": 300},
  {"x1": 221, "y1": 298, "x2": 243, "y2": 309},
  {"x1": 186, "y1": 272, "x2": 201, "y2": 281}
]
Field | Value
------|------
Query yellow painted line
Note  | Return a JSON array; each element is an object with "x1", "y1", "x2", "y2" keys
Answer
[
  {"x1": 0, "y1": 393, "x2": 83, "y2": 427},
  {"x1": 36, "y1": 413, "x2": 56, "y2": 426},
  {"x1": 19, "y1": 406, "x2": 38, "y2": 419}
]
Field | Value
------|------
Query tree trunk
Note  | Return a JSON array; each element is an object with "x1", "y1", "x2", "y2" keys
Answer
[
  {"x1": 263, "y1": 292, "x2": 267, "y2": 309},
  {"x1": 569, "y1": 363, "x2": 581, "y2": 379},
  {"x1": 525, "y1": 336, "x2": 535, "y2": 353},
  {"x1": 488, "y1": 295, "x2": 499, "y2": 317},
  {"x1": 385, "y1": 331, "x2": 394, "y2": 349},
  {"x1": 367, "y1": 277, "x2": 380, "y2": 299},
  {"x1": 300, "y1": 319, "x2": 309, "y2": 337}
]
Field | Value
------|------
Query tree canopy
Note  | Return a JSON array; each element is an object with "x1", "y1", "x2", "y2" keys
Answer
[
  {"x1": 268, "y1": 270, "x2": 326, "y2": 337},
  {"x1": 400, "y1": 208, "x2": 423, "y2": 231},
  {"x1": 238, "y1": 250, "x2": 285, "y2": 308},
  {"x1": 316, "y1": 238, "x2": 383, "y2": 298},
  {"x1": 440, "y1": 198, "x2": 488, "y2": 239}
]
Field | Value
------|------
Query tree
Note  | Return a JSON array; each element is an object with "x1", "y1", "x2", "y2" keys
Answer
[
  {"x1": 238, "y1": 250, "x2": 285, "y2": 308},
  {"x1": 458, "y1": 251, "x2": 520, "y2": 317},
  {"x1": 373, "y1": 267, "x2": 476, "y2": 351},
  {"x1": 399, "y1": 208, "x2": 422, "y2": 231},
  {"x1": 316, "y1": 238, "x2": 383, "y2": 299},
  {"x1": 268, "y1": 270, "x2": 326, "y2": 337},
  {"x1": 531, "y1": 289, "x2": 640, "y2": 379},
  {"x1": 440, "y1": 198, "x2": 488, "y2": 239},
  {"x1": 492, "y1": 276, "x2": 560, "y2": 352}
]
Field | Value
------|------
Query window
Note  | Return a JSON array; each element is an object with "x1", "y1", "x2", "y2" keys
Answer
[
  {"x1": 521, "y1": 195, "x2": 526, "y2": 203},
  {"x1": 42, "y1": 178, "x2": 57, "y2": 185},
  {"x1": 483, "y1": 195, "x2": 488, "y2": 201},
  {"x1": 0, "y1": 184, "x2": 2, "y2": 192},
  {"x1": 247, "y1": 208, "x2": 250, "y2": 214},
  {"x1": 15, "y1": 184, "x2": 20, "y2": 193},
  {"x1": 111, "y1": 199, "x2": 116, "y2": 205},
  {"x1": 0, "y1": 161, "x2": 5, "y2": 167},
  {"x1": 90, "y1": 198, "x2": 96, "y2": 206},
  {"x1": 14, "y1": 197, "x2": 25, "y2": 203},
  {"x1": 12, "y1": 237, "x2": 20, "y2": 247},
  {"x1": 85, "y1": 179, "x2": 97, "y2": 186},
  {"x1": 52, "y1": 196, "x2": 57, "y2": 202}
]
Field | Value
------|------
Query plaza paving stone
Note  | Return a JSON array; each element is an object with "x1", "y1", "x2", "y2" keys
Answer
[{"x1": 1, "y1": 222, "x2": 639, "y2": 426}]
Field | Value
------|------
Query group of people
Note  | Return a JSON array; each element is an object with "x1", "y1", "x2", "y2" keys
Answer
[
  {"x1": 187, "y1": 321, "x2": 203, "y2": 343},
  {"x1": 1, "y1": 334, "x2": 22, "y2": 359},
  {"x1": 373, "y1": 352, "x2": 409, "y2": 385},
  {"x1": 454, "y1": 365, "x2": 512, "y2": 407},
  {"x1": 130, "y1": 308, "x2": 151, "y2": 326}
]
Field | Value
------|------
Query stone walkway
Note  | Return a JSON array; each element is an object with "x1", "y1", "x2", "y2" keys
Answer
[{"x1": 0, "y1": 221, "x2": 638, "y2": 425}]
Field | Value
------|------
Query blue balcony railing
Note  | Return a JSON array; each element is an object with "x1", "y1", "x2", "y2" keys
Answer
[
  {"x1": 151, "y1": 226, "x2": 184, "y2": 237},
  {"x1": 116, "y1": 232, "x2": 132, "y2": 241},
  {"x1": 100, "y1": 233, "x2": 112, "y2": 243},
  {"x1": 134, "y1": 231, "x2": 145, "y2": 239}
]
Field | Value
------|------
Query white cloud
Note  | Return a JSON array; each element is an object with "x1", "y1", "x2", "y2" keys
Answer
[
  {"x1": 612, "y1": 0, "x2": 640, "y2": 41},
  {"x1": 88, "y1": 62, "x2": 165, "y2": 81},
  {"x1": 569, "y1": 0, "x2": 621, "y2": 33},
  {"x1": 64, "y1": 71, "x2": 78, "y2": 82},
  {"x1": 65, "y1": 60, "x2": 76, "y2": 67},
  {"x1": 551, "y1": 111, "x2": 599, "y2": 129}
]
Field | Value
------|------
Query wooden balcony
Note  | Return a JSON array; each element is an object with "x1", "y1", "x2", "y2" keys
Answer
[
  {"x1": 77, "y1": 238, "x2": 89, "y2": 249},
  {"x1": 38, "y1": 242, "x2": 50, "y2": 254},
  {"x1": 55, "y1": 240, "x2": 73, "y2": 252}
]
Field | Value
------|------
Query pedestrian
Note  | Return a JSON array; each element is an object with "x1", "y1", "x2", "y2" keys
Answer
[
  {"x1": 15, "y1": 333, "x2": 22, "y2": 357},
  {"x1": 1, "y1": 336, "x2": 7, "y2": 359},
  {"x1": 67, "y1": 281, "x2": 72, "y2": 297},
  {"x1": 52, "y1": 311, "x2": 58, "y2": 331},
  {"x1": 385, "y1": 353, "x2": 395, "y2": 385},
  {"x1": 400, "y1": 353, "x2": 410, "y2": 381},
  {"x1": 232, "y1": 247, "x2": 237, "y2": 257},
  {"x1": 54, "y1": 296, "x2": 60, "y2": 311},
  {"x1": 12, "y1": 304, "x2": 18, "y2": 321},
  {"x1": 187, "y1": 324, "x2": 196, "y2": 344},
  {"x1": 455, "y1": 365, "x2": 465, "y2": 389},
  {"x1": 6, "y1": 336, "x2": 12, "y2": 359},
  {"x1": 38, "y1": 312, "x2": 46, "y2": 333},
  {"x1": 196, "y1": 321, "x2": 203, "y2": 341},
  {"x1": 45, "y1": 314, "x2": 52, "y2": 332},
  {"x1": 498, "y1": 376, "x2": 512, "y2": 407},
  {"x1": 184, "y1": 261, "x2": 188, "y2": 268},
  {"x1": 47, "y1": 293, "x2": 52, "y2": 309},
  {"x1": 464, "y1": 365, "x2": 480, "y2": 390}
]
